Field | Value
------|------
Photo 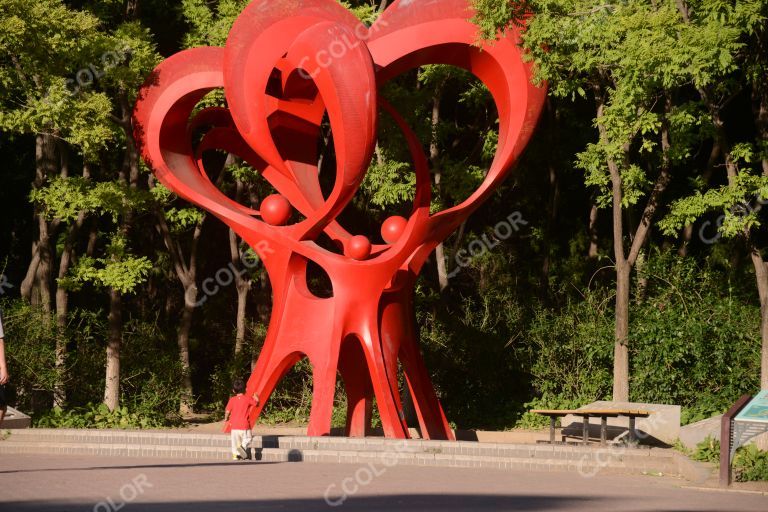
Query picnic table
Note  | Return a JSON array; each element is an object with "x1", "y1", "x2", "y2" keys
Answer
[{"x1": 531, "y1": 408, "x2": 651, "y2": 446}]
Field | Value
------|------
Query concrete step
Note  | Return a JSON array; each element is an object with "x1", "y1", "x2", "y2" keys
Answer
[
  {"x1": 0, "y1": 429, "x2": 704, "y2": 480},
  {"x1": 3, "y1": 429, "x2": 230, "y2": 448},
  {"x1": 4, "y1": 429, "x2": 670, "y2": 462},
  {"x1": 0, "y1": 440, "x2": 232, "y2": 460},
  {"x1": 256, "y1": 447, "x2": 681, "y2": 475},
  {"x1": 261, "y1": 436, "x2": 675, "y2": 463},
  {"x1": 0, "y1": 440, "x2": 680, "y2": 476}
]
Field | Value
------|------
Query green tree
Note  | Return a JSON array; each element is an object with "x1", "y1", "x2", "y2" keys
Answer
[
  {"x1": 475, "y1": 0, "x2": 749, "y2": 400},
  {"x1": 659, "y1": 0, "x2": 768, "y2": 388}
]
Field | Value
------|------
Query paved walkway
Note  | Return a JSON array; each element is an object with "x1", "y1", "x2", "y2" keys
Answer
[{"x1": 0, "y1": 454, "x2": 765, "y2": 511}]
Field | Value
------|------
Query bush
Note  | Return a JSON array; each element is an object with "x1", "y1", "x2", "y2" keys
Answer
[
  {"x1": 630, "y1": 254, "x2": 760, "y2": 424},
  {"x1": 35, "y1": 403, "x2": 166, "y2": 429},
  {"x1": 518, "y1": 254, "x2": 760, "y2": 427},
  {"x1": 734, "y1": 444, "x2": 768, "y2": 482},
  {"x1": 0, "y1": 300, "x2": 58, "y2": 412},
  {"x1": 525, "y1": 291, "x2": 615, "y2": 403},
  {"x1": 690, "y1": 436, "x2": 768, "y2": 482},
  {"x1": 692, "y1": 436, "x2": 720, "y2": 463}
]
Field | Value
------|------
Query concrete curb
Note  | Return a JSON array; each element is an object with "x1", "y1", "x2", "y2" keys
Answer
[{"x1": 0, "y1": 428, "x2": 699, "y2": 479}]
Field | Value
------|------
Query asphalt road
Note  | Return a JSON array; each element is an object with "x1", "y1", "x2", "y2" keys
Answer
[{"x1": 0, "y1": 454, "x2": 765, "y2": 511}]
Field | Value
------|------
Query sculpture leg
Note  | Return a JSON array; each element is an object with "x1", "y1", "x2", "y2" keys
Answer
[
  {"x1": 399, "y1": 335, "x2": 455, "y2": 440},
  {"x1": 359, "y1": 327, "x2": 409, "y2": 439},
  {"x1": 338, "y1": 336, "x2": 374, "y2": 437},
  {"x1": 246, "y1": 348, "x2": 303, "y2": 427},
  {"x1": 381, "y1": 284, "x2": 454, "y2": 441},
  {"x1": 306, "y1": 357, "x2": 339, "y2": 437}
]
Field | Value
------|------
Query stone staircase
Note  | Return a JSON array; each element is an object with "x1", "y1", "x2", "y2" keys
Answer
[{"x1": 0, "y1": 428, "x2": 710, "y2": 481}]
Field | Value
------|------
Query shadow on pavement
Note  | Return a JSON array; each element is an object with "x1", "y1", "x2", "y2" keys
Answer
[
  {"x1": 0, "y1": 494, "x2": 599, "y2": 512},
  {"x1": 0, "y1": 461, "x2": 282, "y2": 474}
]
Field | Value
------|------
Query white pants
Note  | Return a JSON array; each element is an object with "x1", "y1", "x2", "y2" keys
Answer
[{"x1": 231, "y1": 429, "x2": 252, "y2": 457}]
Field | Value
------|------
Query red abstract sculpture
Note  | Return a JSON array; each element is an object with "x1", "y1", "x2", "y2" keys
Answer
[{"x1": 134, "y1": 0, "x2": 546, "y2": 440}]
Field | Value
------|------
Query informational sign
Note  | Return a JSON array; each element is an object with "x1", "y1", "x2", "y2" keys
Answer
[{"x1": 735, "y1": 390, "x2": 768, "y2": 424}]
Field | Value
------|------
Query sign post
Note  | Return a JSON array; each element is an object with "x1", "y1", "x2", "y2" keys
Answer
[{"x1": 720, "y1": 392, "x2": 768, "y2": 487}]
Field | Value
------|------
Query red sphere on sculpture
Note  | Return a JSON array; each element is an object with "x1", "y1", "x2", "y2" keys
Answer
[
  {"x1": 260, "y1": 194, "x2": 292, "y2": 226},
  {"x1": 381, "y1": 216, "x2": 408, "y2": 244},
  {"x1": 347, "y1": 235, "x2": 372, "y2": 260}
]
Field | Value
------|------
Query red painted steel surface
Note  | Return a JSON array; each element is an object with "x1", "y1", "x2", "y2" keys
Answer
[{"x1": 134, "y1": 0, "x2": 546, "y2": 440}]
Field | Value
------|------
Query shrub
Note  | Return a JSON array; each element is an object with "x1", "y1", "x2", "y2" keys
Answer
[
  {"x1": 35, "y1": 403, "x2": 166, "y2": 429},
  {"x1": 734, "y1": 445, "x2": 768, "y2": 482},
  {"x1": 692, "y1": 436, "x2": 720, "y2": 464},
  {"x1": 517, "y1": 254, "x2": 760, "y2": 428},
  {"x1": 691, "y1": 436, "x2": 768, "y2": 482}
]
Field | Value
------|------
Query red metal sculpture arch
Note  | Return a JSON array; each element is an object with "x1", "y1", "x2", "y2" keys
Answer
[{"x1": 134, "y1": 0, "x2": 546, "y2": 440}]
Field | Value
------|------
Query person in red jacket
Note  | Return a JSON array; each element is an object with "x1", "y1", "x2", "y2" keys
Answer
[{"x1": 224, "y1": 378, "x2": 260, "y2": 460}]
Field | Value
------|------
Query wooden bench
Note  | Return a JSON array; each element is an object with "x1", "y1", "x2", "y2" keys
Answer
[{"x1": 531, "y1": 409, "x2": 651, "y2": 446}]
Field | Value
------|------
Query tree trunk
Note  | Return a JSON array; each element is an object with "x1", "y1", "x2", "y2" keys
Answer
[
  {"x1": 229, "y1": 172, "x2": 251, "y2": 356},
  {"x1": 752, "y1": 77, "x2": 768, "y2": 388},
  {"x1": 613, "y1": 259, "x2": 631, "y2": 401},
  {"x1": 104, "y1": 288, "x2": 122, "y2": 411},
  {"x1": 542, "y1": 100, "x2": 560, "y2": 292},
  {"x1": 235, "y1": 284, "x2": 249, "y2": 355},
  {"x1": 677, "y1": 224, "x2": 694, "y2": 257},
  {"x1": 179, "y1": 282, "x2": 197, "y2": 416},
  {"x1": 596, "y1": 87, "x2": 632, "y2": 402},
  {"x1": 53, "y1": 159, "x2": 91, "y2": 407},
  {"x1": 31, "y1": 133, "x2": 58, "y2": 314},
  {"x1": 598, "y1": 92, "x2": 672, "y2": 401},
  {"x1": 20, "y1": 243, "x2": 40, "y2": 301},
  {"x1": 588, "y1": 202, "x2": 599, "y2": 258},
  {"x1": 35, "y1": 214, "x2": 52, "y2": 314},
  {"x1": 154, "y1": 206, "x2": 205, "y2": 416},
  {"x1": 430, "y1": 76, "x2": 449, "y2": 291},
  {"x1": 609, "y1": 153, "x2": 630, "y2": 401},
  {"x1": 749, "y1": 246, "x2": 768, "y2": 389},
  {"x1": 53, "y1": 219, "x2": 80, "y2": 407},
  {"x1": 101, "y1": 94, "x2": 142, "y2": 412}
]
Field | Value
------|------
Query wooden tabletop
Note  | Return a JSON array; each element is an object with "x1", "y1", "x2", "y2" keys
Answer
[{"x1": 530, "y1": 409, "x2": 650, "y2": 417}]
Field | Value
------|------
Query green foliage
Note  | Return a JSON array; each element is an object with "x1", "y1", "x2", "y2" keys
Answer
[
  {"x1": 470, "y1": 0, "x2": 530, "y2": 41},
  {"x1": 692, "y1": 436, "x2": 720, "y2": 463},
  {"x1": 340, "y1": 1, "x2": 381, "y2": 24},
  {"x1": 31, "y1": 177, "x2": 152, "y2": 223},
  {"x1": 182, "y1": 0, "x2": 249, "y2": 47},
  {"x1": 691, "y1": 437, "x2": 768, "y2": 482},
  {"x1": 36, "y1": 403, "x2": 165, "y2": 429},
  {"x1": 661, "y1": 173, "x2": 768, "y2": 239},
  {"x1": 517, "y1": 254, "x2": 759, "y2": 427},
  {"x1": 361, "y1": 159, "x2": 416, "y2": 208},
  {"x1": 525, "y1": 290, "x2": 614, "y2": 403},
  {"x1": 629, "y1": 254, "x2": 760, "y2": 424},
  {"x1": 734, "y1": 444, "x2": 768, "y2": 482},
  {"x1": 66, "y1": 235, "x2": 152, "y2": 294},
  {"x1": 0, "y1": 0, "x2": 116, "y2": 158},
  {"x1": 258, "y1": 358, "x2": 314, "y2": 425},
  {"x1": 0, "y1": 300, "x2": 58, "y2": 401}
]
